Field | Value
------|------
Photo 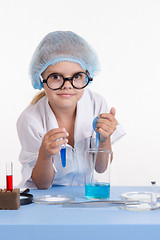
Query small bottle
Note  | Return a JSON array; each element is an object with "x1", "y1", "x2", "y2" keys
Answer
[{"x1": 151, "y1": 181, "x2": 157, "y2": 208}]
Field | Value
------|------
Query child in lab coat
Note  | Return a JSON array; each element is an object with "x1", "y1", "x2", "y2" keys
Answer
[{"x1": 17, "y1": 31, "x2": 125, "y2": 189}]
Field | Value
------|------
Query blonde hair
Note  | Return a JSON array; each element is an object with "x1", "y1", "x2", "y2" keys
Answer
[{"x1": 31, "y1": 90, "x2": 46, "y2": 104}]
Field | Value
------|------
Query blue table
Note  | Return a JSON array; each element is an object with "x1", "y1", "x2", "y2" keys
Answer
[{"x1": 0, "y1": 186, "x2": 160, "y2": 240}]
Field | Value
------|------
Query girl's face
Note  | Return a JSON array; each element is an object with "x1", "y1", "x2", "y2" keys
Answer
[{"x1": 41, "y1": 62, "x2": 85, "y2": 110}]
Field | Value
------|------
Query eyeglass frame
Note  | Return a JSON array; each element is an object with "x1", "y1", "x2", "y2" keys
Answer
[{"x1": 40, "y1": 71, "x2": 93, "y2": 90}]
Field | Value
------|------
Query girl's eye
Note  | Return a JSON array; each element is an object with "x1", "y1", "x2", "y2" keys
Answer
[
  {"x1": 51, "y1": 74, "x2": 61, "y2": 80},
  {"x1": 74, "y1": 74, "x2": 81, "y2": 79}
]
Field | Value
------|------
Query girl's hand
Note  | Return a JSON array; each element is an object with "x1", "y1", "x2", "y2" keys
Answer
[
  {"x1": 40, "y1": 128, "x2": 69, "y2": 158},
  {"x1": 96, "y1": 107, "x2": 118, "y2": 142}
]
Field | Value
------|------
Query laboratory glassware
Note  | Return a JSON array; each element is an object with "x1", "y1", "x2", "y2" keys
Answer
[
  {"x1": 85, "y1": 147, "x2": 112, "y2": 199},
  {"x1": 6, "y1": 162, "x2": 13, "y2": 191},
  {"x1": 34, "y1": 195, "x2": 74, "y2": 205},
  {"x1": 121, "y1": 182, "x2": 160, "y2": 211}
]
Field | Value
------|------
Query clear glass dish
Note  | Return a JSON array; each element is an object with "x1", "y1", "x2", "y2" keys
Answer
[
  {"x1": 121, "y1": 191, "x2": 160, "y2": 211},
  {"x1": 120, "y1": 202, "x2": 160, "y2": 211},
  {"x1": 34, "y1": 195, "x2": 74, "y2": 205},
  {"x1": 121, "y1": 191, "x2": 160, "y2": 201}
]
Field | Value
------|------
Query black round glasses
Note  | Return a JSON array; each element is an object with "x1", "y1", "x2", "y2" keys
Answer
[{"x1": 41, "y1": 72, "x2": 93, "y2": 90}]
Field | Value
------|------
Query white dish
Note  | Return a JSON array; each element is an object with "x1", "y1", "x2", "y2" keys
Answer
[
  {"x1": 34, "y1": 195, "x2": 74, "y2": 205},
  {"x1": 121, "y1": 191, "x2": 160, "y2": 201}
]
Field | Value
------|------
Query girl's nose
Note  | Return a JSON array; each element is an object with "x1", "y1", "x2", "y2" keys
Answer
[{"x1": 61, "y1": 80, "x2": 73, "y2": 89}]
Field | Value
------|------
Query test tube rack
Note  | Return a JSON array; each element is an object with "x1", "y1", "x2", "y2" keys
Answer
[{"x1": 0, "y1": 188, "x2": 20, "y2": 210}]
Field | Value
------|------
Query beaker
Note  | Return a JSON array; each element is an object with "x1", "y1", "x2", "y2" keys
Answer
[{"x1": 85, "y1": 148, "x2": 112, "y2": 199}]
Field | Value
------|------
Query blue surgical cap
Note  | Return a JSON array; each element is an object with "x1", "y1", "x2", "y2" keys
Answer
[{"x1": 29, "y1": 31, "x2": 100, "y2": 89}]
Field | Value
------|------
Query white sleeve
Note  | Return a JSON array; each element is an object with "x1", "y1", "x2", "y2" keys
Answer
[
  {"x1": 17, "y1": 111, "x2": 44, "y2": 188},
  {"x1": 110, "y1": 123, "x2": 126, "y2": 144}
]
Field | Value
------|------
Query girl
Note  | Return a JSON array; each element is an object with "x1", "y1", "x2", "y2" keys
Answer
[{"x1": 17, "y1": 31, "x2": 125, "y2": 189}]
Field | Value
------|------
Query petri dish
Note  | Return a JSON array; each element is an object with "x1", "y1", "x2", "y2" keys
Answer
[
  {"x1": 120, "y1": 202, "x2": 160, "y2": 211},
  {"x1": 121, "y1": 191, "x2": 160, "y2": 211},
  {"x1": 121, "y1": 192, "x2": 160, "y2": 201},
  {"x1": 34, "y1": 195, "x2": 74, "y2": 205}
]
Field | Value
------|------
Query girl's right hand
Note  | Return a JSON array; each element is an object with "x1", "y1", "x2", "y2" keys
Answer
[{"x1": 40, "y1": 128, "x2": 69, "y2": 158}]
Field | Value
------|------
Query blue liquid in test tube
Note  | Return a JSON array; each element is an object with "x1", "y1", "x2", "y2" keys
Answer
[{"x1": 60, "y1": 148, "x2": 66, "y2": 167}]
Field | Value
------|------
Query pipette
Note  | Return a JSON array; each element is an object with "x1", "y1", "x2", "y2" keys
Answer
[
  {"x1": 92, "y1": 116, "x2": 100, "y2": 148},
  {"x1": 89, "y1": 117, "x2": 100, "y2": 183},
  {"x1": 6, "y1": 162, "x2": 13, "y2": 191}
]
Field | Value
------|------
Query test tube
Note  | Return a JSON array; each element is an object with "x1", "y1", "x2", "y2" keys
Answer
[
  {"x1": 6, "y1": 162, "x2": 13, "y2": 191},
  {"x1": 60, "y1": 138, "x2": 67, "y2": 167},
  {"x1": 60, "y1": 147, "x2": 66, "y2": 167},
  {"x1": 151, "y1": 181, "x2": 157, "y2": 208}
]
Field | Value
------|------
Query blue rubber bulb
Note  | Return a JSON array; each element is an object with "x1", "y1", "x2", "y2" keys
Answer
[{"x1": 92, "y1": 117, "x2": 100, "y2": 148}]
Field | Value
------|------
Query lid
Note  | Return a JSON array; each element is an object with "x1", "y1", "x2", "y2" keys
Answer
[
  {"x1": 121, "y1": 191, "x2": 160, "y2": 201},
  {"x1": 34, "y1": 195, "x2": 74, "y2": 205}
]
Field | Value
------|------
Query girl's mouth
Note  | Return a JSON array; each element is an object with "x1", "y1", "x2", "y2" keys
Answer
[{"x1": 58, "y1": 93, "x2": 74, "y2": 98}]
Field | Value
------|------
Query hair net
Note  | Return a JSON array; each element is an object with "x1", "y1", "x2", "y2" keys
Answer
[{"x1": 29, "y1": 31, "x2": 100, "y2": 89}]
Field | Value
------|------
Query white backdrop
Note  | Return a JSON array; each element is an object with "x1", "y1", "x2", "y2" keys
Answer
[{"x1": 0, "y1": 0, "x2": 160, "y2": 187}]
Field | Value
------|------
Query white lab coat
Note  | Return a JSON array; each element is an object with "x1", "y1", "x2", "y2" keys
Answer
[{"x1": 17, "y1": 88, "x2": 126, "y2": 188}]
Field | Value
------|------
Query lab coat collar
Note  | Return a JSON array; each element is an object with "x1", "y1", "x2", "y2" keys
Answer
[
  {"x1": 44, "y1": 89, "x2": 93, "y2": 144},
  {"x1": 74, "y1": 89, "x2": 93, "y2": 143},
  {"x1": 45, "y1": 97, "x2": 59, "y2": 131}
]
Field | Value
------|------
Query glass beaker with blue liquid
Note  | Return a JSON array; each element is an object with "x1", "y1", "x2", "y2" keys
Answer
[{"x1": 85, "y1": 147, "x2": 112, "y2": 199}]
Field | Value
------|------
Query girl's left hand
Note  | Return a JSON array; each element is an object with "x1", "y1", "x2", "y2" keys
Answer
[{"x1": 96, "y1": 107, "x2": 118, "y2": 142}]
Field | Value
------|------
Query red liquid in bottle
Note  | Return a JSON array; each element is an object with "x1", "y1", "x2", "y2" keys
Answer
[{"x1": 6, "y1": 175, "x2": 13, "y2": 191}]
